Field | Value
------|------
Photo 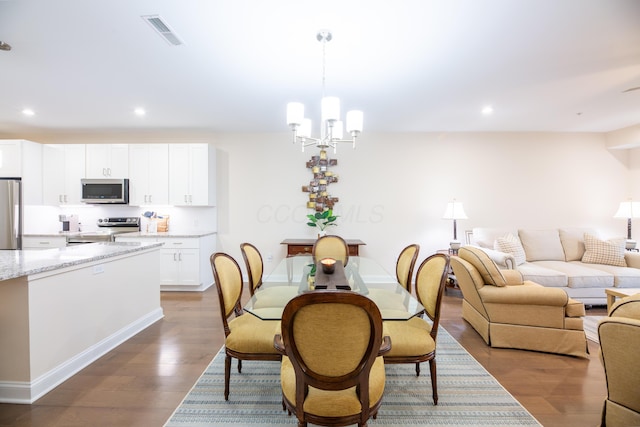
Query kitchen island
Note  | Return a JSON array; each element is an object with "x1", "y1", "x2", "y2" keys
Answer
[{"x1": 0, "y1": 242, "x2": 164, "y2": 403}]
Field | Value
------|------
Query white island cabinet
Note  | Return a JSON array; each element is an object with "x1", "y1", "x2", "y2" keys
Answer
[
  {"x1": 115, "y1": 232, "x2": 216, "y2": 291},
  {"x1": 0, "y1": 242, "x2": 163, "y2": 404}
]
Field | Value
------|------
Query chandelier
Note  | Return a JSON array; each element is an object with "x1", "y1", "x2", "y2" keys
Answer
[{"x1": 286, "y1": 30, "x2": 363, "y2": 153}]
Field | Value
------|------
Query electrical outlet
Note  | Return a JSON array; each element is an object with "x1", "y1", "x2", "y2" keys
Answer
[{"x1": 267, "y1": 254, "x2": 273, "y2": 263}]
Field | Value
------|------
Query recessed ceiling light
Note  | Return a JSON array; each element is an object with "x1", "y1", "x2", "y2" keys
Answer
[
  {"x1": 134, "y1": 108, "x2": 146, "y2": 116},
  {"x1": 22, "y1": 108, "x2": 35, "y2": 116},
  {"x1": 481, "y1": 105, "x2": 494, "y2": 115}
]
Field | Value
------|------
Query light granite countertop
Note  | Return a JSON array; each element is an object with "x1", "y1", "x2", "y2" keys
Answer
[
  {"x1": 0, "y1": 242, "x2": 164, "y2": 281},
  {"x1": 115, "y1": 230, "x2": 217, "y2": 238}
]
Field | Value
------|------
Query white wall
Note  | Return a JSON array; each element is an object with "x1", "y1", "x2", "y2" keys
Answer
[{"x1": 12, "y1": 131, "x2": 637, "y2": 276}]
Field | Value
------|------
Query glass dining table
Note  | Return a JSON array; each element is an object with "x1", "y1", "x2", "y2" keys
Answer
[{"x1": 243, "y1": 255, "x2": 425, "y2": 321}]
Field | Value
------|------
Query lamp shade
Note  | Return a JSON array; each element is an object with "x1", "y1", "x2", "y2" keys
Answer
[
  {"x1": 614, "y1": 201, "x2": 640, "y2": 219},
  {"x1": 442, "y1": 200, "x2": 468, "y2": 220}
]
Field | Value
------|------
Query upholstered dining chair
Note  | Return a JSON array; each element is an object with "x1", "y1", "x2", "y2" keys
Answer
[
  {"x1": 209, "y1": 252, "x2": 281, "y2": 400},
  {"x1": 240, "y1": 242, "x2": 264, "y2": 296},
  {"x1": 383, "y1": 253, "x2": 449, "y2": 405},
  {"x1": 274, "y1": 291, "x2": 391, "y2": 427},
  {"x1": 312, "y1": 235, "x2": 349, "y2": 266},
  {"x1": 395, "y1": 244, "x2": 420, "y2": 293}
]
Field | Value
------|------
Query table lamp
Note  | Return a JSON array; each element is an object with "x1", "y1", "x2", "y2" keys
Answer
[
  {"x1": 442, "y1": 199, "x2": 468, "y2": 253},
  {"x1": 614, "y1": 199, "x2": 640, "y2": 250}
]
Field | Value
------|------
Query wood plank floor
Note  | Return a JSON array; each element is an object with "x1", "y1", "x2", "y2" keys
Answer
[{"x1": 0, "y1": 288, "x2": 607, "y2": 427}]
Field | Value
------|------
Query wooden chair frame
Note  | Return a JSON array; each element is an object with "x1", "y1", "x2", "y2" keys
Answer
[
  {"x1": 240, "y1": 242, "x2": 263, "y2": 296},
  {"x1": 274, "y1": 291, "x2": 391, "y2": 427},
  {"x1": 383, "y1": 253, "x2": 449, "y2": 405},
  {"x1": 395, "y1": 243, "x2": 420, "y2": 293},
  {"x1": 210, "y1": 252, "x2": 281, "y2": 400},
  {"x1": 312, "y1": 235, "x2": 349, "y2": 266}
]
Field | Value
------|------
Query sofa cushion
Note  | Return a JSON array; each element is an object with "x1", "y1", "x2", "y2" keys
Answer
[
  {"x1": 534, "y1": 260, "x2": 614, "y2": 288},
  {"x1": 517, "y1": 262, "x2": 568, "y2": 287},
  {"x1": 494, "y1": 233, "x2": 526, "y2": 266},
  {"x1": 573, "y1": 262, "x2": 640, "y2": 287},
  {"x1": 458, "y1": 246, "x2": 507, "y2": 287},
  {"x1": 518, "y1": 229, "x2": 565, "y2": 262},
  {"x1": 581, "y1": 233, "x2": 627, "y2": 267},
  {"x1": 559, "y1": 227, "x2": 596, "y2": 261}
]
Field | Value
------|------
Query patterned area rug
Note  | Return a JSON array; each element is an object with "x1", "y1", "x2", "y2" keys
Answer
[
  {"x1": 584, "y1": 316, "x2": 604, "y2": 344},
  {"x1": 164, "y1": 328, "x2": 541, "y2": 427}
]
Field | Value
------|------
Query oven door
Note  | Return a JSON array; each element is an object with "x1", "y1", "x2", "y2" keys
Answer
[{"x1": 66, "y1": 233, "x2": 113, "y2": 246}]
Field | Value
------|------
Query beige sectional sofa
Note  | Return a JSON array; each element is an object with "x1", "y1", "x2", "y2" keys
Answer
[{"x1": 470, "y1": 227, "x2": 640, "y2": 306}]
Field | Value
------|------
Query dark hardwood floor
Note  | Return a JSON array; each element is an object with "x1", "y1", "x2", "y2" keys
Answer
[{"x1": 0, "y1": 287, "x2": 607, "y2": 427}]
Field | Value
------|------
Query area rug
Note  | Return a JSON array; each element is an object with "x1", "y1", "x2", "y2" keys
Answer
[
  {"x1": 164, "y1": 327, "x2": 541, "y2": 427},
  {"x1": 584, "y1": 316, "x2": 604, "y2": 344}
]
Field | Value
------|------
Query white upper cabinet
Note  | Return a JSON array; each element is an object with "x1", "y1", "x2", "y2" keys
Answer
[
  {"x1": 128, "y1": 144, "x2": 169, "y2": 206},
  {"x1": 0, "y1": 139, "x2": 43, "y2": 204},
  {"x1": 85, "y1": 144, "x2": 129, "y2": 178},
  {"x1": 168, "y1": 144, "x2": 216, "y2": 206},
  {"x1": 43, "y1": 144, "x2": 86, "y2": 205}
]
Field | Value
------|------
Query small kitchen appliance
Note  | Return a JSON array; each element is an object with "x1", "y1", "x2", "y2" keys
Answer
[{"x1": 59, "y1": 214, "x2": 80, "y2": 232}]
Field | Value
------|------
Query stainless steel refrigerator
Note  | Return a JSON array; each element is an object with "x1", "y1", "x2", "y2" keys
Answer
[{"x1": 0, "y1": 178, "x2": 22, "y2": 250}]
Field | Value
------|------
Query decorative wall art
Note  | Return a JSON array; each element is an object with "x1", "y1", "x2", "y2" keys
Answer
[{"x1": 302, "y1": 149, "x2": 339, "y2": 212}]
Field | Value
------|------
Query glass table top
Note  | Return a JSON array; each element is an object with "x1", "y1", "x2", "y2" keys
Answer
[{"x1": 243, "y1": 256, "x2": 425, "y2": 321}]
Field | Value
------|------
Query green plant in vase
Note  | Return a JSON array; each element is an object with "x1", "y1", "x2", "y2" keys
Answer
[{"x1": 306, "y1": 209, "x2": 339, "y2": 237}]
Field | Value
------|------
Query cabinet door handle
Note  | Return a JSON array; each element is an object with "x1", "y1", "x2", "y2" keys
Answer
[
  {"x1": 144, "y1": 195, "x2": 148, "y2": 203},
  {"x1": 178, "y1": 253, "x2": 182, "y2": 261},
  {"x1": 102, "y1": 168, "x2": 106, "y2": 176},
  {"x1": 173, "y1": 253, "x2": 177, "y2": 261},
  {"x1": 149, "y1": 195, "x2": 152, "y2": 203},
  {"x1": 64, "y1": 194, "x2": 68, "y2": 203},
  {"x1": 59, "y1": 194, "x2": 63, "y2": 203},
  {"x1": 184, "y1": 195, "x2": 188, "y2": 203},
  {"x1": 107, "y1": 168, "x2": 111, "y2": 176}
]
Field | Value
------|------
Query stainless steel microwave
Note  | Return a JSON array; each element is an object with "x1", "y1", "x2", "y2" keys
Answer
[{"x1": 81, "y1": 178, "x2": 129, "y2": 204}]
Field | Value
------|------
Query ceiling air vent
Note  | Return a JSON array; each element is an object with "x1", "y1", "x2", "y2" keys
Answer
[{"x1": 142, "y1": 15, "x2": 184, "y2": 46}]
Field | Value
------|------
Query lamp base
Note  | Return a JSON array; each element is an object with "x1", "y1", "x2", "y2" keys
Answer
[
  {"x1": 449, "y1": 240, "x2": 462, "y2": 254},
  {"x1": 626, "y1": 239, "x2": 637, "y2": 250}
]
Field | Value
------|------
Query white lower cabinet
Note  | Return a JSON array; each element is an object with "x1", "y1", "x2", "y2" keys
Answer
[
  {"x1": 115, "y1": 234, "x2": 215, "y2": 291},
  {"x1": 22, "y1": 236, "x2": 67, "y2": 249}
]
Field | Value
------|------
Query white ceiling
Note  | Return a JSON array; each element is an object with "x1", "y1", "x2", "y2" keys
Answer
[{"x1": 1, "y1": 0, "x2": 639, "y2": 135}]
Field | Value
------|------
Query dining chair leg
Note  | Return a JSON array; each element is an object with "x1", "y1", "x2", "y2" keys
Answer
[
  {"x1": 224, "y1": 354, "x2": 231, "y2": 401},
  {"x1": 429, "y1": 359, "x2": 438, "y2": 405},
  {"x1": 237, "y1": 358, "x2": 242, "y2": 373},
  {"x1": 415, "y1": 361, "x2": 421, "y2": 376}
]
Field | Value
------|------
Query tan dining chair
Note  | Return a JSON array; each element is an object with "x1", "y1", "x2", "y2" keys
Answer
[
  {"x1": 395, "y1": 244, "x2": 420, "y2": 293},
  {"x1": 274, "y1": 291, "x2": 391, "y2": 427},
  {"x1": 240, "y1": 242, "x2": 264, "y2": 296},
  {"x1": 312, "y1": 235, "x2": 349, "y2": 266},
  {"x1": 383, "y1": 253, "x2": 449, "y2": 405},
  {"x1": 210, "y1": 252, "x2": 281, "y2": 400}
]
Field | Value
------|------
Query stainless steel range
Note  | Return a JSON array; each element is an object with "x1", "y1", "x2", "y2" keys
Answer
[{"x1": 66, "y1": 217, "x2": 140, "y2": 245}]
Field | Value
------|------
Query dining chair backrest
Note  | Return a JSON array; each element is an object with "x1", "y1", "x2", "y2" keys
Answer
[
  {"x1": 415, "y1": 253, "x2": 449, "y2": 339},
  {"x1": 312, "y1": 235, "x2": 349, "y2": 266},
  {"x1": 210, "y1": 252, "x2": 244, "y2": 336},
  {"x1": 240, "y1": 242, "x2": 263, "y2": 296},
  {"x1": 280, "y1": 291, "x2": 384, "y2": 425},
  {"x1": 395, "y1": 244, "x2": 420, "y2": 292}
]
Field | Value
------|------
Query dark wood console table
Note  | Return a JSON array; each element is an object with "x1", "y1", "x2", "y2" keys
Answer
[{"x1": 281, "y1": 238, "x2": 366, "y2": 257}]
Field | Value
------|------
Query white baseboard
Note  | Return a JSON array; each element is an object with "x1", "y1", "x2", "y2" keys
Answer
[
  {"x1": 0, "y1": 308, "x2": 164, "y2": 404},
  {"x1": 161, "y1": 281, "x2": 214, "y2": 292}
]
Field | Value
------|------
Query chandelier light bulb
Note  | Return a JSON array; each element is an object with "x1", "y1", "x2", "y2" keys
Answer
[{"x1": 287, "y1": 102, "x2": 304, "y2": 127}]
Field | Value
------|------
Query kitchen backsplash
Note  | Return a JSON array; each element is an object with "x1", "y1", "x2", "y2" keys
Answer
[{"x1": 24, "y1": 205, "x2": 217, "y2": 234}]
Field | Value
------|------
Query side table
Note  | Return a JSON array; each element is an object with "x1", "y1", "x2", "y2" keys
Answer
[
  {"x1": 281, "y1": 239, "x2": 366, "y2": 257},
  {"x1": 437, "y1": 249, "x2": 459, "y2": 290}
]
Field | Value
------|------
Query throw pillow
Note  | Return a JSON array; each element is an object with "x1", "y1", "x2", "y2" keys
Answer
[
  {"x1": 581, "y1": 233, "x2": 627, "y2": 267},
  {"x1": 494, "y1": 233, "x2": 526, "y2": 265}
]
